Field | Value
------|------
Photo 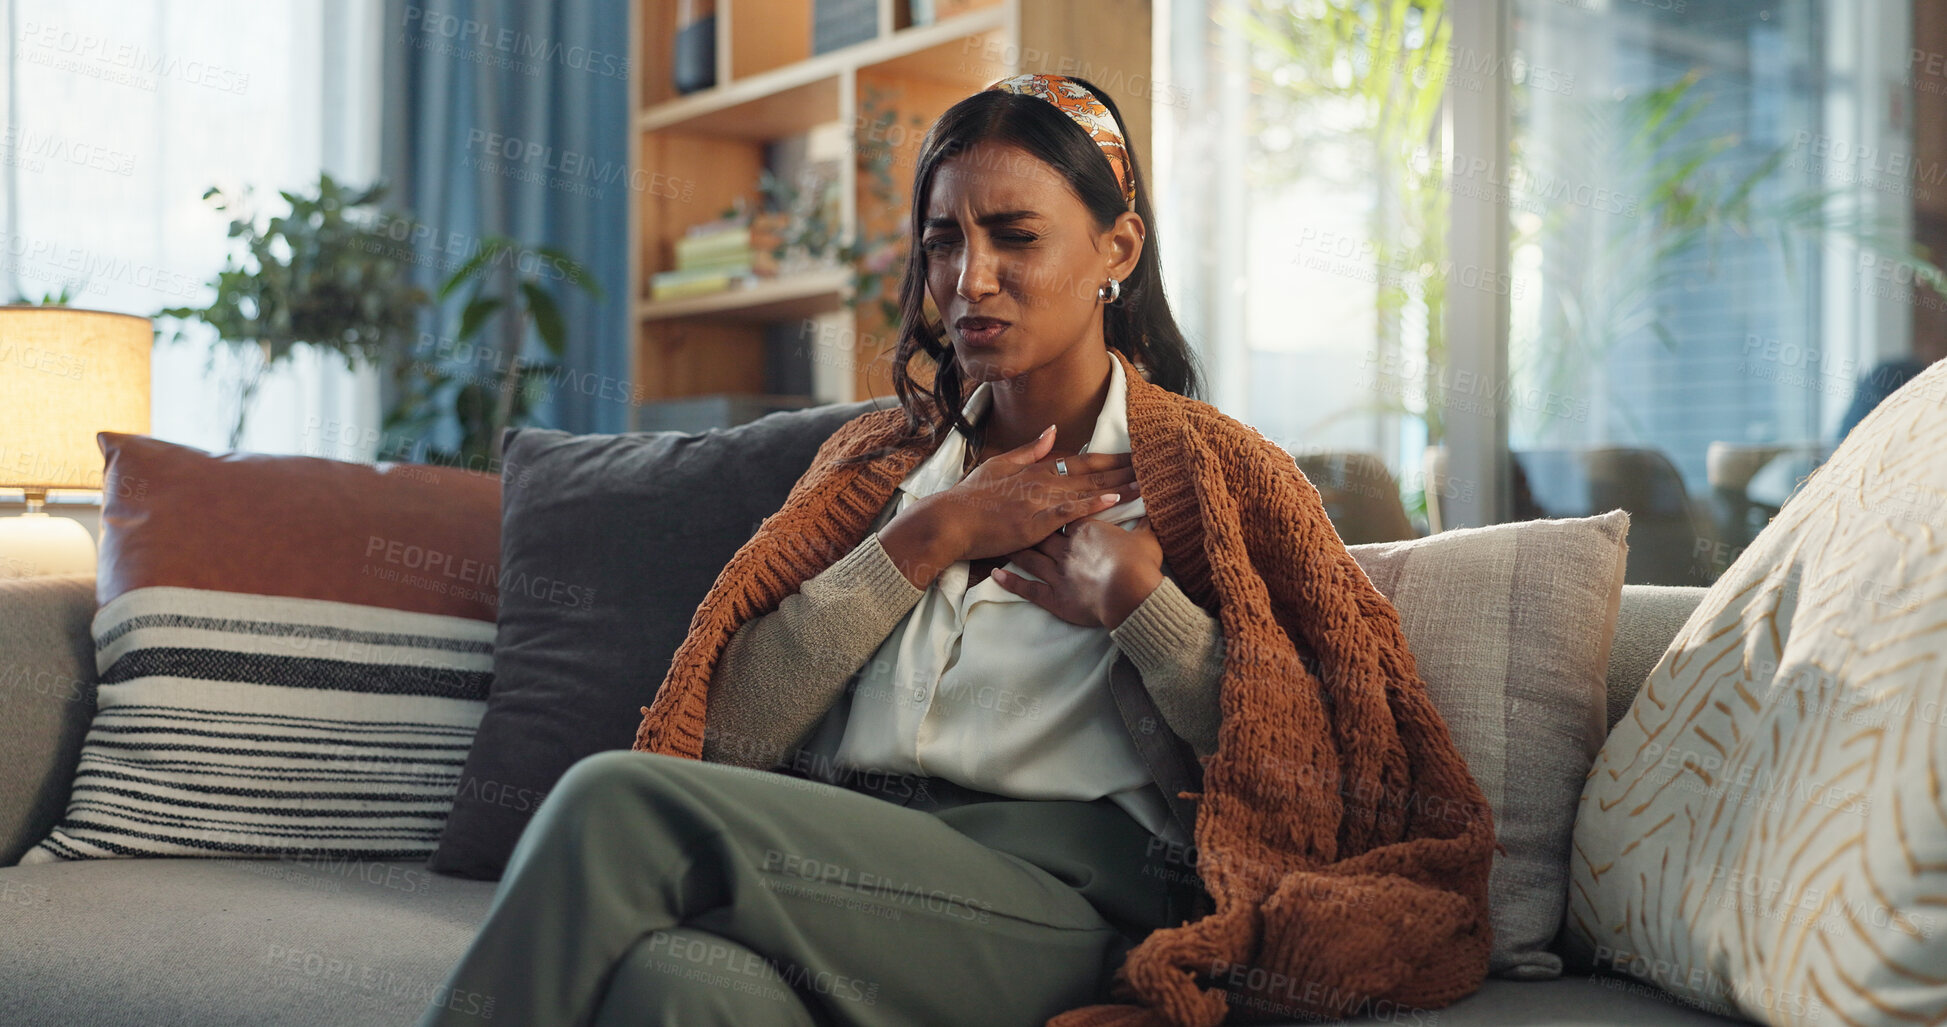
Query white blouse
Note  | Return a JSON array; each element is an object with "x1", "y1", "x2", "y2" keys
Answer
[{"x1": 829, "y1": 355, "x2": 1185, "y2": 841}]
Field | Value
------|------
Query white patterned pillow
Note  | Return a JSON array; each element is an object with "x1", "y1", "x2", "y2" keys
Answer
[
  {"x1": 1564, "y1": 360, "x2": 1947, "y2": 1023},
  {"x1": 20, "y1": 587, "x2": 492, "y2": 862}
]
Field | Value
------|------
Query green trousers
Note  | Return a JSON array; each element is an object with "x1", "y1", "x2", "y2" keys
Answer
[{"x1": 415, "y1": 750, "x2": 1196, "y2": 1027}]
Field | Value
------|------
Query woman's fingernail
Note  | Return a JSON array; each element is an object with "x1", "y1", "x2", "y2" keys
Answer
[
  {"x1": 1104, "y1": 493, "x2": 1121, "y2": 503},
  {"x1": 1042, "y1": 424, "x2": 1056, "y2": 436}
]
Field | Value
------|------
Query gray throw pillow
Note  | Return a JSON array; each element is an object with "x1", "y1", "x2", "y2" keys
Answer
[
  {"x1": 427, "y1": 400, "x2": 885, "y2": 879},
  {"x1": 1346, "y1": 509, "x2": 1632, "y2": 980}
]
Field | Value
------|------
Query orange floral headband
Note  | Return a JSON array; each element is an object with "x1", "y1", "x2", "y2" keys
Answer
[{"x1": 984, "y1": 73, "x2": 1135, "y2": 210}]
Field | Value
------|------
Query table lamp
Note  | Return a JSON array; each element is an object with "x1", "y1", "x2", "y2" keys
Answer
[{"x1": 0, "y1": 306, "x2": 152, "y2": 579}]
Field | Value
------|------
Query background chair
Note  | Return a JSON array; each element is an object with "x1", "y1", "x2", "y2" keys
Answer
[
  {"x1": 1289, "y1": 450, "x2": 1420, "y2": 545},
  {"x1": 1424, "y1": 445, "x2": 1717, "y2": 586}
]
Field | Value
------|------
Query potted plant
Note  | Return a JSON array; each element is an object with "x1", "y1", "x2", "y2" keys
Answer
[
  {"x1": 154, "y1": 172, "x2": 427, "y2": 446},
  {"x1": 381, "y1": 236, "x2": 603, "y2": 467}
]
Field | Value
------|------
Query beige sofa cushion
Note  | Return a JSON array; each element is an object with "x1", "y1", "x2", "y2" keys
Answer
[
  {"x1": 1604, "y1": 586, "x2": 1710, "y2": 732},
  {"x1": 1348, "y1": 509, "x2": 1631, "y2": 979}
]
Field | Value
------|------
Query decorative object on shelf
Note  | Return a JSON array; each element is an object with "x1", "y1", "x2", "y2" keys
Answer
[
  {"x1": 383, "y1": 236, "x2": 602, "y2": 466},
  {"x1": 756, "y1": 163, "x2": 842, "y2": 275},
  {"x1": 0, "y1": 306, "x2": 151, "y2": 579},
  {"x1": 812, "y1": 0, "x2": 877, "y2": 55},
  {"x1": 153, "y1": 173, "x2": 427, "y2": 447},
  {"x1": 672, "y1": 0, "x2": 716, "y2": 94}
]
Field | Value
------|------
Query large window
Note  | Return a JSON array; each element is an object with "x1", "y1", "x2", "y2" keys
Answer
[
  {"x1": 1505, "y1": 0, "x2": 1925, "y2": 585},
  {"x1": 1160, "y1": 0, "x2": 1939, "y2": 582},
  {"x1": 1159, "y1": 0, "x2": 1455, "y2": 538},
  {"x1": 1, "y1": 0, "x2": 383, "y2": 460}
]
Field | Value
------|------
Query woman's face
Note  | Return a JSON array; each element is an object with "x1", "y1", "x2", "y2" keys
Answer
[{"x1": 920, "y1": 141, "x2": 1143, "y2": 384}]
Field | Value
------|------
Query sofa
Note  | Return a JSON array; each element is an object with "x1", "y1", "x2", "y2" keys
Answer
[{"x1": 0, "y1": 407, "x2": 1755, "y2": 1027}]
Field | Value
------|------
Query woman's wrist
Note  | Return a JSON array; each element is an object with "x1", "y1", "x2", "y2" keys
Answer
[
  {"x1": 877, "y1": 495, "x2": 966, "y2": 590},
  {"x1": 1099, "y1": 563, "x2": 1165, "y2": 630}
]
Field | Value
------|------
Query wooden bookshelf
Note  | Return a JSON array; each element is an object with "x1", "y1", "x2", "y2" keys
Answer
[{"x1": 627, "y1": 0, "x2": 1153, "y2": 426}]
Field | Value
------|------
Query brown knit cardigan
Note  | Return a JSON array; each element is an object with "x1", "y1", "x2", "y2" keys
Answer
[{"x1": 633, "y1": 347, "x2": 1495, "y2": 1025}]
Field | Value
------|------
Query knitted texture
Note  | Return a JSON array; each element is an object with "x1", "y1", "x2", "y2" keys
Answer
[{"x1": 633, "y1": 348, "x2": 1495, "y2": 1024}]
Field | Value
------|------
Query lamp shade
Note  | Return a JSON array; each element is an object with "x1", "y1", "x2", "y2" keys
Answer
[{"x1": 0, "y1": 306, "x2": 151, "y2": 490}]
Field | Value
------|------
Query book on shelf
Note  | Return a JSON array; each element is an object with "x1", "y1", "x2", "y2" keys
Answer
[
  {"x1": 649, "y1": 266, "x2": 756, "y2": 301},
  {"x1": 646, "y1": 257, "x2": 852, "y2": 303},
  {"x1": 676, "y1": 241, "x2": 779, "y2": 276},
  {"x1": 678, "y1": 221, "x2": 787, "y2": 266},
  {"x1": 682, "y1": 210, "x2": 791, "y2": 239}
]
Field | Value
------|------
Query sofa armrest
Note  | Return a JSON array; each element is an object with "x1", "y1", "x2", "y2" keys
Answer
[
  {"x1": 1603, "y1": 584, "x2": 1709, "y2": 735},
  {"x1": 0, "y1": 574, "x2": 98, "y2": 866}
]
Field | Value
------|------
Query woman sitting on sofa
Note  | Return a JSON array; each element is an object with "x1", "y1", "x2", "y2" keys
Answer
[{"x1": 419, "y1": 75, "x2": 1495, "y2": 1027}]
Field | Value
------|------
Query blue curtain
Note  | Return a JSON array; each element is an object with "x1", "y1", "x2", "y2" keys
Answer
[{"x1": 380, "y1": 0, "x2": 631, "y2": 437}]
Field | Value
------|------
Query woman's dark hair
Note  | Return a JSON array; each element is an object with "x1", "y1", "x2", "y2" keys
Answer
[{"x1": 832, "y1": 76, "x2": 1203, "y2": 467}]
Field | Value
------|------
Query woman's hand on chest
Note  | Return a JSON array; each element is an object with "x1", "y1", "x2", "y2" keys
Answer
[
  {"x1": 990, "y1": 515, "x2": 1164, "y2": 629},
  {"x1": 935, "y1": 427, "x2": 1139, "y2": 565}
]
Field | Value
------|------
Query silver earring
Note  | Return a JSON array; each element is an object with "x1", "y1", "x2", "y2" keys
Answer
[{"x1": 1099, "y1": 277, "x2": 1122, "y2": 304}]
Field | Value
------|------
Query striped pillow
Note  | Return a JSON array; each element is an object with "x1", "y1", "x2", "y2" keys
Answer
[
  {"x1": 20, "y1": 589, "x2": 491, "y2": 862},
  {"x1": 20, "y1": 433, "x2": 501, "y2": 863}
]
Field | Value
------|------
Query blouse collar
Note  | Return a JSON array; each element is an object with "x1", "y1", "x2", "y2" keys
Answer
[{"x1": 897, "y1": 351, "x2": 1131, "y2": 502}]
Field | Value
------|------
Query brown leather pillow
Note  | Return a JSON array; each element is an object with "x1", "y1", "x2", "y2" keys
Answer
[{"x1": 95, "y1": 433, "x2": 500, "y2": 618}]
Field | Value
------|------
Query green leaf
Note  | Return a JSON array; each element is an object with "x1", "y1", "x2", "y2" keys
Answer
[
  {"x1": 535, "y1": 246, "x2": 605, "y2": 301},
  {"x1": 437, "y1": 238, "x2": 513, "y2": 302},
  {"x1": 458, "y1": 296, "x2": 505, "y2": 342},
  {"x1": 521, "y1": 281, "x2": 566, "y2": 357}
]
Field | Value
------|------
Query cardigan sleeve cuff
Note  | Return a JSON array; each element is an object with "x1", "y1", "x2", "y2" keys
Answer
[
  {"x1": 1110, "y1": 576, "x2": 1224, "y2": 758},
  {"x1": 703, "y1": 530, "x2": 924, "y2": 769},
  {"x1": 786, "y1": 531, "x2": 928, "y2": 661},
  {"x1": 1111, "y1": 576, "x2": 1210, "y2": 664},
  {"x1": 841, "y1": 530, "x2": 928, "y2": 606}
]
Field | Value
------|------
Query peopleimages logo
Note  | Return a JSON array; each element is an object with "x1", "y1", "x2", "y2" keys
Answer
[
  {"x1": 1589, "y1": 945, "x2": 1824, "y2": 1021},
  {"x1": 0, "y1": 234, "x2": 202, "y2": 300},
  {"x1": 363, "y1": 535, "x2": 597, "y2": 611},
  {"x1": 365, "y1": 214, "x2": 590, "y2": 287},
  {"x1": 0, "y1": 125, "x2": 137, "y2": 177},
  {"x1": 462, "y1": 130, "x2": 690, "y2": 199},
  {"x1": 760, "y1": 849, "x2": 993, "y2": 923},
  {"x1": 17, "y1": 19, "x2": 252, "y2": 94},
  {"x1": 402, "y1": 6, "x2": 629, "y2": 80},
  {"x1": 0, "y1": 340, "x2": 88, "y2": 380}
]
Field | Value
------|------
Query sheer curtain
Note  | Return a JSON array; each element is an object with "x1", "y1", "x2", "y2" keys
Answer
[{"x1": 1, "y1": 0, "x2": 383, "y2": 461}]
